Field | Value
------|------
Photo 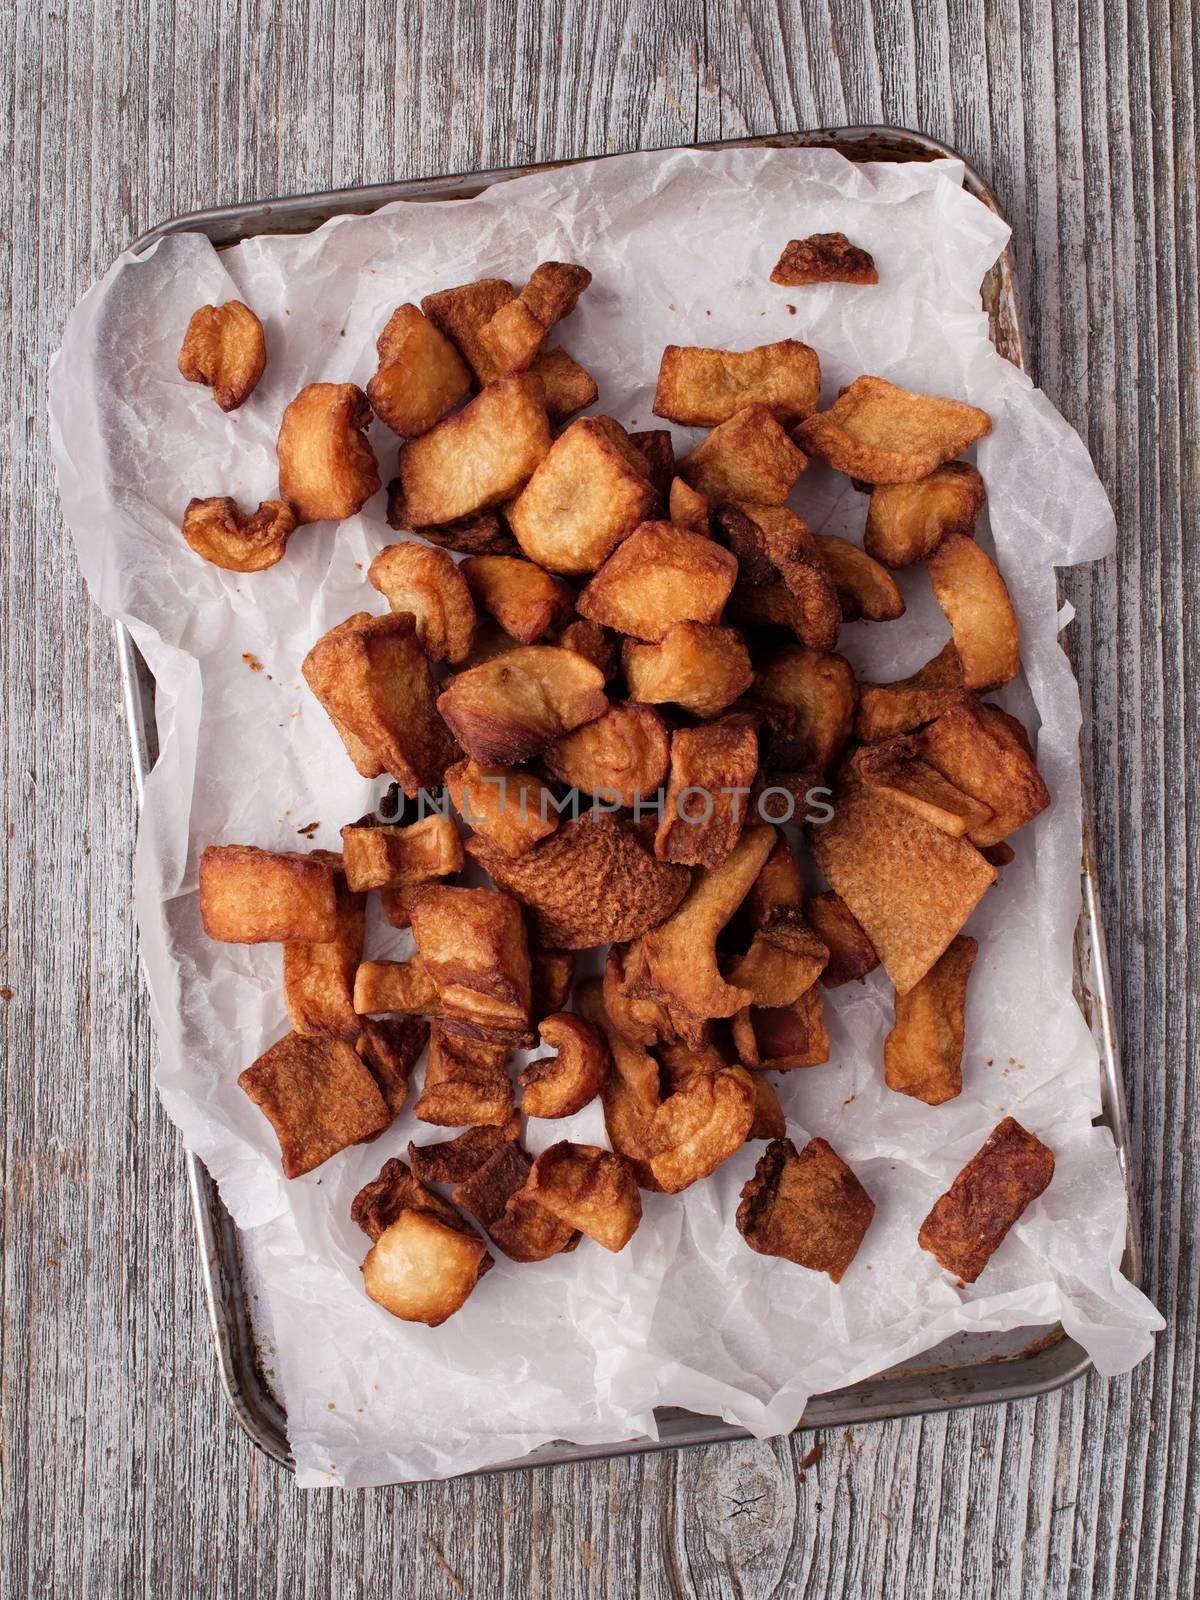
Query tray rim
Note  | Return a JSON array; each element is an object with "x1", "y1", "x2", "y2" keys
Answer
[{"x1": 114, "y1": 123, "x2": 1136, "y2": 1480}]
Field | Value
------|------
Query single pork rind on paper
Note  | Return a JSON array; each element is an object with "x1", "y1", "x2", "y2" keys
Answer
[
  {"x1": 178, "y1": 299, "x2": 266, "y2": 411},
  {"x1": 652, "y1": 339, "x2": 822, "y2": 426},
  {"x1": 884, "y1": 934, "x2": 978, "y2": 1104},
  {"x1": 794, "y1": 376, "x2": 991, "y2": 483},
  {"x1": 737, "y1": 1136, "x2": 876, "y2": 1282},
  {"x1": 914, "y1": 698, "x2": 1050, "y2": 846},
  {"x1": 812, "y1": 533, "x2": 905, "y2": 622},
  {"x1": 918, "y1": 1117, "x2": 1055, "y2": 1282},
  {"x1": 276, "y1": 382, "x2": 381, "y2": 524},
  {"x1": 238, "y1": 1032, "x2": 392, "y2": 1178},
  {"x1": 361, "y1": 1202, "x2": 493, "y2": 1327},
  {"x1": 519, "y1": 1013, "x2": 612, "y2": 1119},
  {"x1": 199, "y1": 844, "x2": 340, "y2": 944},
  {"x1": 181, "y1": 496, "x2": 297, "y2": 573},
  {"x1": 367, "y1": 542, "x2": 477, "y2": 664},
  {"x1": 928, "y1": 532, "x2": 1021, "y2": 691},
  {"x1": 526, "y1": 1142, "x2": 642, "y2": 1252},
  {"x1": 769, "y1": 232, "x2": 879, "y2": 288},
  {"x1": 420, "y1": 276, "x2": 515, "y2": 384}
]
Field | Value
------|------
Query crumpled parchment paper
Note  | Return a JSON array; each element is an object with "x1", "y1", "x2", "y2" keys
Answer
[{"x1": 49, "y1": 147, "x2": 1163, "y2": 1487}]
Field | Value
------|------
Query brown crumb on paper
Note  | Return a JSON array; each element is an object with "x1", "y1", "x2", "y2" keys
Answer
[
  {"x1": 242, "y1": 652, "x2": 264, "y2": 672},
  {"x1": 296, "y1": 821, "x2": 320, "y2": 838}
]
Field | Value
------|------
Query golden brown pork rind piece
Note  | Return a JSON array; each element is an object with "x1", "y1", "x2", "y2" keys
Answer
[
  {"x1": 408, "y1": 1118, "x2": 520, "y2": 1185},
  {"x1": 812, "y1": 533, "x2": 905, "y2": 622},
  {"x1": 420, "y1": 277, "x2": 515, "y2": 384},
  {"x1": 543, "y1": 702, "x2": 670, "y2": 806},
  {"x1": 410, "y1": 885, "x2": 532, "y2": 1044},
  {"x1": 283, "y1": 870, "x2": 365, "y2": 1039},
  {"x1": 737, "y1": 1137, "x2": 875, "y2": 1281},
  {"x1": 340, "y1": 814, "x2": 463, "y2": 891},
  {"x1": 507, "y1": 415, "x2": 659, "y2": 575},
  {"x1": 655, "y1": 715, "x2": 759, "y2": 869},
  {"x1": 178, "y1": 300, "x2": 265, "y2": 411},
  {"x1": 854, "y1": 641, "x2": 969, "y2": 742},
  {"x1": 747, "y1": 644, "x2": 857, "y2": 772},
  {"x1": 356, "y1": 1016, "x2": 429, "y2": 1117},
  {"x1": 602, "y1": 947, "x2": 670, "y2": 1048},
  {"x1": 654, "y1": 339, "x2": 822, "y2": 427},
  {"x1": 181, "y1": 496, "x2": 297, "y2": 573},
  {"x1": 864, "y1": 461, "x2": 986, "y2": 568},
  {"x1": 526, "y1": 1142, "x2": 642, "y2": 1251},
  {"x1": 622, "y1": 623, "x2": 754, "y2": 720},
  {"x1": 353, "y1": 958, "x2": 440, "y2": 1017},
  {"x1": 413, "y1": 1024, "x2": 514, "y2": 1127},
  {"x1": 805, "y1": 891, "x2": 879, "y2": 987},
  {"x1": 668, "y1": 476, "x2": 710, "y2": 534},
  {"x1": 576, "y1": 982, "x2": 660, "y2": 1189},
  {"x1": 396, "y1": 373, "x2": 552, "y2": 527},
  {"x1": 742, "y1": 833, "x2": 805, "y2": 928},
  {"x1": 199, "y1": 844, "x2": 339, "y2": 943},
  {"x1": 623, "y1": 826, "x2": 775, "y2": 1043},
  {"x1": 529, "y1": 347, "x2": 599, "y2": 423},
  {"x1": 747, "y1": 1073, "x2": 787, "y2": 1141},
  {"x1": 629, "y1": 430, "x2": 676, "y2": 497},
  {"x1": 928, "y1": 532, "x2": 1020, "y2": 690},
  {"x1": 467, "y1": 814, "x2": 691, "y2": 949},
  {"x1": 807, "y1": 771, "x2": 995, "y2": 994},
  {"x1": 460, "y1": 555, "x2": 573, "y2": 644},
  {"x1": 732, "y1": 984, "x2": 830, "y2": 1070},
  {"x1": 724, "y1": 907, "x2": 828, "y2": 1008},
  {"x1": 771, "y1": 233, "x2": 878, "y2": 287},
  {"x1": 679, "y1": 404, "x2": 807, "y2": 504},
  {"x1": 648, "y1": 1065, "x2": 757, "y2": 1193},
  {"x1": 446, "y1": 756, "x2": 559, "y2": 856},
  {"x1": 520, "y1": 262, "x2": 592, "y2": 327},
  {"x1": 302, "y1": 611, "x2": 458, "y2": 792},
  {"x1": 477, "y1": 262, "x2": 591, "y2": 375},
  {"x1": 850, "y1": 737, "x2": 995, "y2": 838},
  {"x1": 437, "y1": 645, "x2": 608, "y2": 765},
  {"x1": 367, "y1": 542, "x2": 477, "y2": 663},
  {"x1": 794, "y1": 376, "x2": 991, "y2": 484},
  {"x1": 914, "y1": 699, "x2": 1050, "y2": 847},
  {"x1": 239, "y1": 1032, "x2": 391, "y2": 1177},
  {"x1": 519, "y1": 1012, "x2": 612, "y2": 1118},
  {"x1": 386, "y1": 490, "x2": 518, "y2": 555},
  {"x1": 577, "y1": 520, "x2": 737, "y2": 642},
  {"x1": 919, "y1": 1117, "x2": 1054, "y2": 1282},
  {"x1": 716, "y1": 503, "x2": 841, "y2": 650},
  {"x1": 885, "y1": 935, "x2": 977, "y2": 1104},
  {"x1": 531, "y1": 950, "x2": 575, "y2": 1022},
  {"x1": 276, "y1": 383, "x2": 381, "y2": 524},
  {"x1": 362, "y1": 1207, "x2": 492, "y2": 1325},
  {"x1": 556, "y1": 618, "x2": 620, "y2": 680},
  {"x1": 367, "y1": 303, "x2": 472, "y2": 437}
]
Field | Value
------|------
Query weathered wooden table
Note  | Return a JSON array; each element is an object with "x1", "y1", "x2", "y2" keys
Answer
[{"x1": 3, "y1": 4, "x2": 1195, "y2": 1595}]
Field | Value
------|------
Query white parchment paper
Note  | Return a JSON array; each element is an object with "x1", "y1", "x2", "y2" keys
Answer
[{"x1": 49, "y1": 148, "x2": 1163, "y2": 1486}]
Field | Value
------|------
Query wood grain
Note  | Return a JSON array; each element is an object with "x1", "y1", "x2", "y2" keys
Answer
[{"x1": 2, "y1": 1, "x2": 1196, "y2": 1595}]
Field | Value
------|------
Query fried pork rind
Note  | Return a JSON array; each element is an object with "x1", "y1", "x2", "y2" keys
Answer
[
  {"x1": 362, "y1": 1207, "x2": 492, "y2": 1326},
  {"x1": 529, "y1": 347, "x2": 599, "y2": 423},
  {"x1": 655, "y1": 715, "x2": 759, "y2": 868},
  {"x1": 770, "y1": 233, "x2": 879, "y2": 288},
  {"x1": 519, "y1": 1012, "x2": 612, "y2": 1118},
  {"x1": 543, "y1": 702, "x2": 670, "y2": 806},
  {"x1": 805, "y1": 891, "x2": 879, "y2": 987},
  {"x1": 436, "y1": 645, "x2": 608, "y2": 765},
  {"x1": 854, "y1": 641, "x2": 969, "y2": 742},
  {"x1": 468, "y1": 814, "x2": 691, "y2": 949},
  {"x1": 353, "y1": 1155, "x2": 465, "y2": 1240},
  {"x1": 181, "y1": 496, "x2": 297, "y2": 573},
  {"x1": 668, "y1": 476, "x2": 710, "y2": 533},
  {"x1": 531, "y1": 950, "x2": 576, "y2": 1022},
  {"x1": 679, "y1": 403, "x2": 808, "y2": 504},
  {"x1": 577, "y1": 520, "x2": 737, "y2": 641},
  {"x1": 808, "y1": 771, "x2": 995, "y2": 994},
  {"x1": 199, "y1": 844, "x2": 339, "y2": 943},
  {"x1": 353, "y1": 958, "x2": 440, "y2": 1017},
  {"x1": 367, "y1": 542, "x2": 477, "y2": 663},
  {"x1": 356, "y1": 1016, "x2": 429, "y2": 1117},
  {"x1": 747, "y1": 644, "x2": 857, "y2": 771},
  {"x1": 653, "y1": 340, "x2": 822, "y2": 427},
  {"x1": 302, "y1": 611, "x2": 457, "y2": 792},
  {"x1": 476, "y1": 297, "x2": 549, "y2": 376},
  {"x1": 507, "y1": 415, "x2": 659, "y2": 575},
  {"x1": 624, "y1": 826, "x2": 775, "y2": 1043},
  {"x1": 387, "y1": 490, "x2": 519, "y2": 555},
  {"x1": 410, "y1": 885, "x2": 532, "y2": 1044},
  {"x1": 648, "y1": 1064, "x2": 757, "y2": 1193},
  {"x1": 864, "y1": 461, "x2": 986, "y2": 568},
  {"x1": 928, "y1": 532, "x2": 1020, "y2": 690},
  {"x1": 556, "y1": 617, "x2": 619, "y2": 681},
  {"x1": 519, "y1": 262, "x2": 593, "y2": 327},
  {"x1": 526, "y1": 1142, "x2": 642, "y2": 1251},
  {"x1": 919, "y1": 1116, "x2": 1055, "y2": 1282},
  {"x1": 460, "y1": 554, "x2": 573, "y2": 643},
  {"x1": 629, "y1": 430, "x2": 676, "y2": 496},
  {"x1": 732, "y1": 984, "x2": 830, "y2": 1070},
  {"x1": 747, "y1": 1073, "x2": 787, "y2": 1141},
  {"x1": 602, "y1": 947, "x2": 670, "y2": 1048},
  {"x1": 276, "y1": 382, "x2": 381, "y2": 524},
  {"x1": 885, "y1": 935, "x2": 977, "y2": 1105},
  {"x1": 340, "y1": 814, "x2": 463, "y2": 891},
  {"x1": 239, "y1": 1032, "x2": 391, "y2": 1177},
  {"x1": 915, "y1": 698, "x2": 1050, "y2": 847},
  {"x1": 420, "y1": 277, "x2": 515, "y2": 384},
  {"x1": 446, "y1": 756, "x2": 559, "y2": 857},
  {"x1": 283, "y1": 870, "x2": 365, "y2": 1038},
  {"x1": 408, "y1": 1118, "x2": 520, "y2": 1186},
  {"x1": 850, "y1": 737, "x2": 994, "y2": 838},
  {"x1": 490, "y1": 1190, "x2": 583, "y2": 1262},
  {"x1": 725, "y1": 908, "x2": 828, "y2": 1008},
  {"x1": 452, "y1": 1141, "x2": 533, "y2": 1228},
  {"x1": 178, "y1": 300, "x2": 265, "y2": 411},
  {"x1": 367, "y1": 303, "x2": 472, "y2": 436},
  {"x1": 414, "y1": 1024, "x2": 514, "y2": 1127},
  {"x1": 623, "y1": 623, "x2": 754, "y2": 719},
  {"x1": 742, "y1": 833, "x2": 805, "y2": 928},
  {"x1": 737, "y1": 1137, "x2": 875, "y2": 1282},
  {"x1": 395, "y1": 373, "x2": 552, "y2": 527},
  {"x1": 794, "y1": 376, "x2": 991, "y2": 484},
  {"x1": 812, "y1": 533, "x2": 905, "y2": 622},
  {"x1": 716, "y1": 503, "x2": 840, "y2": 650}
]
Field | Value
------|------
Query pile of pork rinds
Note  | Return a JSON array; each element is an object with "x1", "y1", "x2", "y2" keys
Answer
[{"x1": 185, "y1": 231, "x2": 1056, "y2": 1329}]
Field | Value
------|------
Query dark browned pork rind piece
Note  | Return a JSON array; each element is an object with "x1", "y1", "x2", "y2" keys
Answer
[
  {"x1": 352, "y1": 1156, "x2": 466, "y2": 1241},
  {"x1": 655, "y1": 715, "x2": 759, "y2": 869},
  {"x1": 716, "y1": 503, "x2": 840, "y2": 652},
  {"x1": 385, "y1": 488, "x2": 519, "y2": 556},
  {"x1": 409, "y1": 1117, "x2": 520, "y2": 1185},
  {"x1": 178, "y1": 300, "x2": 266, "y2": 410},
  {"x1": 884, "y1": 935, "x2": 977, "y2": 1105},
  {"x1": 855, "y1": 641, "x2": 970, "y2": 743},
  {"x1": 732, "y1": 984, "x2": 830, "y2": 1071},
  {"x1": 199, "y1": 844, "x2": 339, "y2": 944},
  {"x1": 413, "y1": 1024, "x2": 514, "y2": 1127},
  {"x1": 805, "y1": 891, "x2": 879, "y2": 987},
  {"x1": 436, "y1": 645, "x2": 608, "y2": 765},
  {"x1": 737, "y1": 1137, "x2": 875, "y2": 1281},
  {"x1": 770, "y1": 233, "x2": 879, "y2": 287},
  {"x1": 239, "y1": 1033, "x2": 391, "y2": 1178},
  {"x1": 356, "y1": 1016, "x2": 430, "y2": 1117},
  {"x1": 915, "y1": 698, "x2": 1050, "y2": 847},
  {"x1": 421, "y1": 277, "x2": 515, "y2": 384},
  {"x1": 182, "y1": 497, "x2": 297, "y2": 573},
  {"x1": 918, "y1": 1117, "x2": 1055, "y2": 1282}
]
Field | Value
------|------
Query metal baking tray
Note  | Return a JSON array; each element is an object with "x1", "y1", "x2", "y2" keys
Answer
[{"x1": 116, "y1": 125, "x2": 1139, "y2": 1476}]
